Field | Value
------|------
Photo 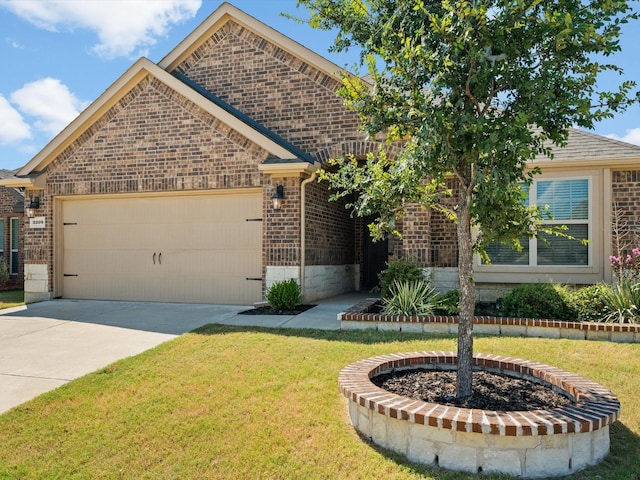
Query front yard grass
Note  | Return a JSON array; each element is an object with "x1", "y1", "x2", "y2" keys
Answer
[
  {"x1": 0, "y1": 290, "x2": 24, "y2": 310},
  {"x1": 0, "y1": 326, "x2": 638, "y2": 479}
]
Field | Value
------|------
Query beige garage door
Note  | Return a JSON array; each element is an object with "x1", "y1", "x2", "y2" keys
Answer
[{"x1": 61, "y1": 191, "x2": 263, "y2": 304}]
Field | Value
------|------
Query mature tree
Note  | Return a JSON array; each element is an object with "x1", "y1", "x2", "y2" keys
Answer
[{"x1": 297, "y1": 0, "x2": 637, "y2": 398}]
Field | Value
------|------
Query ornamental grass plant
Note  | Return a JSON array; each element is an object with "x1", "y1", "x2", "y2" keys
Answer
[
  {"x1": 602, "y1": 280, "x2": 640, "y2": 324},
  {"x1": 382, "y1": 279, "x2": 437, "y2": 315}
]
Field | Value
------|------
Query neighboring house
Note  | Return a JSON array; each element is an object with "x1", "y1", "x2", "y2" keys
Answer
[
  {"x1": 0, "y1": 169, "x2": 24, "y2": 287},
  {"x1": 2, "y1": 2, "x2": 640, "y2": 304}
]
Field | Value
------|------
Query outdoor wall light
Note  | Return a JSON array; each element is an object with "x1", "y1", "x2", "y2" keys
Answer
[
  {"x1": 271, "y1": 184, "x2": 284, "y2": 210},
  {"x1": 25, "y1": 196, "x2": 40, "y2": 219}
]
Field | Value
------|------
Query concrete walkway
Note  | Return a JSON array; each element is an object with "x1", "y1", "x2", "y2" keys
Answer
[{"x1": 0, "y1": 292, "x2": 371, "y2": 414}]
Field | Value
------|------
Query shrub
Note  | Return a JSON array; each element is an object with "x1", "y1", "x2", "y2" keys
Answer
[
  {"x1": 602, "y1": 280, "x2": 640, "y2": 323},
  {"x1": 375, "y1": 257, "x2": 425, "y2": 299},
  {"x1": 501, "y1": 283, "x2": 574, "y2": 320},
  {"x1": 0, "y1": 258, "x2": 8, "y2": 287},
  {"x1": 382, "y1": 279, "x2": 437, "y2": 315},
  {"x1": 433, "y1": 289, "x2": 460, "y2": 315},
  {"x1": 266, "y1": 279, "x2": 303, "y2": 311},
  {"x1": 570, "y1": 284, "x2": 610, "y2": 322}
]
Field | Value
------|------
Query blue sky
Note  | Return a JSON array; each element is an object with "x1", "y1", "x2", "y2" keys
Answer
[{"x1": 1, "y1": 0, "x2": 639, "y2": 171}]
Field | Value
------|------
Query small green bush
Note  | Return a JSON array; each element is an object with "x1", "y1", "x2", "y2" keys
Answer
[
  {"x1": 266, "y1": 279, "x2": 303, "y2": 311},
  {"x1": 570, "y1": 284, "x2": 610, "y2": 322},
  {"x1": 433, "y1": 289, "x2": 460, "y2": 315},
  {"x1": 382, "y1": 279, "x2": 437, "y2": 315},
  {"x1": 375, "y1": 257, "x2": 425, "y2": 300},
  {"x1": 602, "y1": 280, "x2": 640, "y2": 323},
  {"x1": 501, "y1": 283, "x2": 574, "y2": 320}
]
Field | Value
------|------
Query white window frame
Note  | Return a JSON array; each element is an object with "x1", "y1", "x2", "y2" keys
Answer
[
  {"x1": 525, "y1": 176, "x2": 591, "y2": 267},
  {"x1": 476, "y1": 173, "x2": 597, "y2": 280},
  {"x1": 10, "y1": 217, "x2": 18, "y2": 275}
]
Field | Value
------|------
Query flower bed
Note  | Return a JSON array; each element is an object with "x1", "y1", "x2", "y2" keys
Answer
[{"x1": 339, "y1": 298, "x2": 640, "y2": 343}]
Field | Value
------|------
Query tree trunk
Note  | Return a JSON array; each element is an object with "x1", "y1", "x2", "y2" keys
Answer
[{"x1": 456, "y1": 184, "x2": 475, "y2": 399}]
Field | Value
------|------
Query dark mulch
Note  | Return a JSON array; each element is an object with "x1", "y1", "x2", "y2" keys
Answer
[
  {"x1": 239, "y1": 304, "x2": 316, "y2": 316},
  {"x1": 372, "y1": 369, "x2": 573, "y2": 411}
]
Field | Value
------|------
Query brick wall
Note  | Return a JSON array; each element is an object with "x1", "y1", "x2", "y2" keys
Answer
[
  {"x1": 47, "y1": 76, "x2": 270, "y2": 195},
  {"x1": 175, "y1": 20, "x2": 366, "y2": 160},
  {"x1": 264, "y1": 176, "x2": 301, "y2": 268},
  {"x1": 611, "y1": 169, "x2": 640, "y2": 248},
  {"x1": 305, "y1": 181, "x2": 354, "y2": 265},
  {"x1": 390, "y1": 180, "x2": 458, "y2": 268}
]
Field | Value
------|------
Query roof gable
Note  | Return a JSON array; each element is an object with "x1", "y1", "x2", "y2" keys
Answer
[
  {"x1": 159, "y1": 2, "x2": 345, "y2": 83},
  {"x1": 15, "y1": 57, "x2": 306, "y2": 179}
]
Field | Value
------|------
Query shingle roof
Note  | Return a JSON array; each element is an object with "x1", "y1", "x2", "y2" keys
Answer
[
  {"x1": 0, "y1": 169, "x2": 18, "y2": 180},
  {"x1": 538, "y1": 128, "x2": 640, "y2": 162}
]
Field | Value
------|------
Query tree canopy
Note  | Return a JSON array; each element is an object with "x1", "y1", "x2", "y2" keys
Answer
[{"x1": 297, "y1": 0, "x2": 638, "y2": 397}]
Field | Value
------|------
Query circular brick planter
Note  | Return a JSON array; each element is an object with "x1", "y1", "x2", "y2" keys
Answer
[{"x1": 339, "y1": 352, "x2": 620, "y2": 478}]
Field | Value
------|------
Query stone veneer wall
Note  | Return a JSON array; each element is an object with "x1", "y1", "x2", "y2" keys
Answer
[
  {"x1": 339, "y1": 352, "x2": 620, "y2": 477},
  {"x1": 265, "y1": 264, "x2": 358, "y2": 302}
]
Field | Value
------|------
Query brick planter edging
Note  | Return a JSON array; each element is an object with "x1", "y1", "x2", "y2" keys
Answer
[
  {"x1": 339, "y1": 298, "x2": 640, "y2": 343},
  {"x1": 339, "y1": 352, "x2": 621, "y2": 477}
]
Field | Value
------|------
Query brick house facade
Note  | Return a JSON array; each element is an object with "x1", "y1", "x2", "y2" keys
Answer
[{"x1": 3, "y1": 3, "x2": 640, "y2": 304}]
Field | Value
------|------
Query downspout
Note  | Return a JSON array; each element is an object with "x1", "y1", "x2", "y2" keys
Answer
[{"x1": 300, "y1": 171, "x2": 317, "y2": 299}]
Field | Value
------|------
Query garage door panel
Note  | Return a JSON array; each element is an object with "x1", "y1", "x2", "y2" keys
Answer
[
  {"x1": 62, "y1": 192, "x2": 263, "y2": 304},
  {"x1": 162, "y1": 250, "x2": 261, "y2": 275},
  {"x1": 64, "y1": 249, "x2": 155, "y2": 272},
  {"x1": 186, "y1": 223, "x2": 261, "y2": 250},
  {"x1": 64, "y1": 226, "x2": 141, "y2": 251}
]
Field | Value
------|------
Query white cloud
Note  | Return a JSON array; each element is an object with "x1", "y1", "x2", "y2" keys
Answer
[
  {"x1": 605, "y1": 128, "x2": 640, "y2": 146},
  {"x1": 10, "y1": 78, "x2": 88, "y2": 136},
  {"x1": 1, "y1": 0, "x2": 201, "y2": 59},
  {"x1": 0, "y1": 95, "x2": 32, "y2": 144},
  {"x1": 4, "y1": 37, "x2": 24, "y2": 49}
]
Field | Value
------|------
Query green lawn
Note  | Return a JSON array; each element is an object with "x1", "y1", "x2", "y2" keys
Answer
[
  {"x1": 0, "y1": 290, "x2": 24, "y2": 310},
  {"x1": 0, "y1": 326, "x2": 638, "y2": 479}
]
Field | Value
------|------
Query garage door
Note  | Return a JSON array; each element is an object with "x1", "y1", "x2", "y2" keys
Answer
[{"x1": 61, "y1": 191, "x2": 263, "y2": 304}]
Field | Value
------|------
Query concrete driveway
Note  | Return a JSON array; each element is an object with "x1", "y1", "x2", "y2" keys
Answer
[
  {"x1": 0, "y1": 299, "x2": 246, "y2": 414},
  {"x1": 0, "y1": 293, "x2": 365, "y2": 415}
]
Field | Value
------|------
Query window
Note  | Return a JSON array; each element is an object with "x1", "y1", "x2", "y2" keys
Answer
[
  {"x1": 0, "y1": 219, "x2": 4, "y2": 262},
  {"x1": 10, "y1": 217, "x2": 18, "y2": 275},
  {"x1": 484, "y1": 178, "x2": 590, "y2": 267}
]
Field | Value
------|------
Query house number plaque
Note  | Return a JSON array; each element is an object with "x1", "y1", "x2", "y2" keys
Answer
[{"x1": 29, "y1": 217, "x2": 46, "y2": 229}]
